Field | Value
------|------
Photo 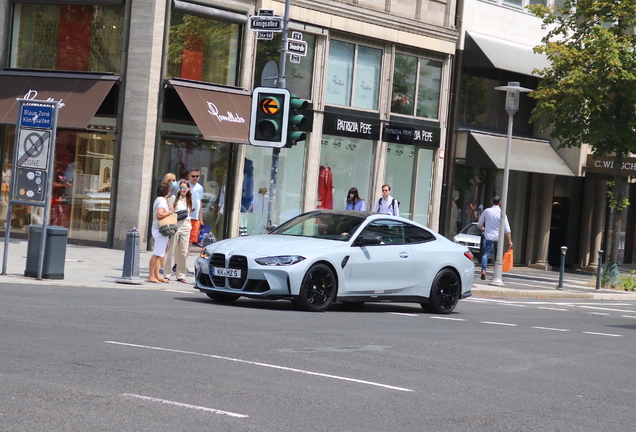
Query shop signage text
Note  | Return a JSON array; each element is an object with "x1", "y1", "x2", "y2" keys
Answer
[
  {"x1": 23, "y1": 89, "x2": 66, "y2": 109},
  {"x1": 206, "y1": 102, "x2": 246, "y2": 124},
  {"x1": 323, "y1": 110, "x2": 380, "y2": 140},
  {"x1": 586, "y1": 154, "x2": 636, "y2": 176},
  {"x1": 383, "y1": 123, "x2": 440, "y2": 148}
]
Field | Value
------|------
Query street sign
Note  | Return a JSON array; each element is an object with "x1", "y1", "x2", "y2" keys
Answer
[
  {"x1": 249, "y1": 16, "x2": 283, "y2": 32},
  {"x1": 20, "y1": 104, "x2": 53, "y2": 129},
  {"x1": 257, "y1": 31, "x2": 274, "y2": 40},
  {"x1": 289, "y1": 55, "x2": 301, "y2": 64},
  {"x1": 16, "y1": 129, "x2": 50, "y2": 169},
  {"x1": 292, "y1": 31, "x2": 303, "y2": 40},
  {"x1": 287, "y1": 39, "x2": 307, "y2": 56},
  {"x1": 258, "y1": 9, "x2": 275, "y2": 16}
]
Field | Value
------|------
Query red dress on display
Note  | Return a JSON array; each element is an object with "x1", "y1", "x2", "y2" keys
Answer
[{"x1": 317, "y1": 166, "x2": 333, "y2": 209}]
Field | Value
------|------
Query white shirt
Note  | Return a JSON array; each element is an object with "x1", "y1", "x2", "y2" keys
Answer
[
  {"x1": 152, "y1": 196, "x2": 169, "y2": 231},
  {"x1": 374, "y1": 195, "x2": 399, "y2": 217},
  {"x1": 189, "y1": 181, "x2": 204, "y2": 220},
  {"x1": 478, "y1": 205, "x2": 511, "y2": 241}
]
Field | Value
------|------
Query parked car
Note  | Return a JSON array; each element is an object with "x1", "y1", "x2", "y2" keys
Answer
[
  {"x1": 453, "y1": 223, "x2": 482, "y2": 258},
  {"x1": 195, "y1": 210, "x2": 474, "y2": 313}
]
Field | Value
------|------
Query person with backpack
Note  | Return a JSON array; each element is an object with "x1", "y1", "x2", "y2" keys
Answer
[{"x1": 374, "y1": 184, "x2": 400, "y2": 216}]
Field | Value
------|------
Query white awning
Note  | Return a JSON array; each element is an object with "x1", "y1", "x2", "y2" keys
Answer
[
  {"x1": 464, "y1": 32, "x2": 551, "y2": 77},
  {"x1": 468, "y1": 132, "x2": 574, "y2": 176}
]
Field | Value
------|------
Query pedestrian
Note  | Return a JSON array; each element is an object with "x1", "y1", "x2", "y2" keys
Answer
[
  {"x1": 187, "y1": 168, "x2": 205, "y2": 273},
  {"x1": 374, "y1": 184, "x2": 399, "y2": 216},
  {"x1": 165, "y1": 180, "x2": 193, "y2": 283},
  {"x1": 345, "y1": 187, "x2": 366, "y2": 211},
  {"x1": 159, "y1": 172, "x2": 177, "y2": 276},
  {"x1": 148, "y1": 183, "x2": 174, "y2": 283},
  {"x1": 477, "y1": 196, "x2": 512, "y2": 280}
]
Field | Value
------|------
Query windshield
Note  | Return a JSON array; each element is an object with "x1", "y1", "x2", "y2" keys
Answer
[
  {"x1": 461, "y1": 224, "x2": 482, "y2": 236},
  {"x1": 271, "y1": 212, "x2": 366, "y2": 241}
]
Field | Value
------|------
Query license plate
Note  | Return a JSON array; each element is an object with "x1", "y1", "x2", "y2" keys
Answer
[{"x1": 212, "y1": 267, "x2": 241, "y2": 278}]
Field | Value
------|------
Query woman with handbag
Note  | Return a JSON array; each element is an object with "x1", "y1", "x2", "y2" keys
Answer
[
  {"x1": 148, "y1": 183, "x2": 174, "y2": 283},
  {"x1": 165, "y1": 180, "x2": 193, "y2": 283}
]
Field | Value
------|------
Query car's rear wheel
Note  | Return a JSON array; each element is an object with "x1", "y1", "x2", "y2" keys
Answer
[
  {"x1": 293, "y1": 263, "x2": 336, "y2": 312},
  {"x1": 206, "y1": 292, "x2": 241, "y2": 303},
  {"x1": 423, "y1": 268, "x2": 460, "y2": 314}
]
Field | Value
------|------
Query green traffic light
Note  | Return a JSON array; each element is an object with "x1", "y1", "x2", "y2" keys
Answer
[
  {"x1": 288, "y1": 130, "x2": 306, "y2": 143},
  {"x1": 257, "y1": 119, "x2": 279, "y2": 139}
]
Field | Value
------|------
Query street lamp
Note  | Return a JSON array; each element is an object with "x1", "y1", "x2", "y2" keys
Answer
[{"x1": 490, "y1": 82, "x2": 532, "y2": 287}]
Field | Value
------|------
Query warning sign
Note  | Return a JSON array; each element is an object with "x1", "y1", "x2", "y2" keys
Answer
[{"x1": 17, "y1": 129, "x2": 50, "y2": 169}]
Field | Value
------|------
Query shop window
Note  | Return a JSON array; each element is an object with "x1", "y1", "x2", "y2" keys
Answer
[
  {"x1": 318, "y1": 135, "x2": 374, "y2": 211},
  {"x1": 167, "y1": 11, "x2": 240, "y2": 85},
  {"x1": 10, "y1": 4, "x2": 124, "y2": 74},
  {"x1": 0, "y1": 126, "x2": 115, "y2": 243},
  {"x1": 391, "y1": 53, "x2": 442, "y2": 120},
  {"x1": 240, "y1": 143, "x2": 307, "y2": 235},
  {"x1": 326, "y1": 40, "x2": 382, "y2": 111},
  {"x1": 253, "y1": 33, "x2": 316, "y2": 100}
]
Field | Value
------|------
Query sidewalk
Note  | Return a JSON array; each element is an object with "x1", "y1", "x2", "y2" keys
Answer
[{"x1": 2, "y1": 238, "x2": 636, "y2": 301}]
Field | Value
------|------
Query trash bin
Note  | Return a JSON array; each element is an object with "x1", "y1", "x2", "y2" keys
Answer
[{"x1": 24, "y1": 224, "x2": 68, "y2": 279}]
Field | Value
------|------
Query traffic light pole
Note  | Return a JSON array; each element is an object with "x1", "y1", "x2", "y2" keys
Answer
[{"x1": 267, "y1": 0, "x2": 291, "y2": 228}]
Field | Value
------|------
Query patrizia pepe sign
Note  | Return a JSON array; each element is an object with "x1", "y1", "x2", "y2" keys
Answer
[
  {"x1": 323, "y1": 110, "x2": 380, "y2": 140},
  {"x1": 383, "y1": 122, "x2": 441, "y2": 148}
]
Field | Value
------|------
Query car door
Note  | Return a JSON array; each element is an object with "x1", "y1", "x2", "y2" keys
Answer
[{"x1": 347, "y1": 220, "x2": 416, "y2": 294}]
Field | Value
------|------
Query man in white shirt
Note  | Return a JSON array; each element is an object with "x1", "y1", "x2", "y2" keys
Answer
[
  {"x1": 477, "y1": 196, "x2": 512, "y2": 280},
  {"x1": 374, "y1": 184, "x2": 399, "y2": 217},
  {"x1": 188, "y1": 168, "x2": 204, "y2": 246}
]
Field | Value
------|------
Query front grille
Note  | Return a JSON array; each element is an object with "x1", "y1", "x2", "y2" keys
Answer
[
  {"x1": 208, "y1": 253, "x2": 248, "y2": 289},
  {"x1": 210, "y1": 253, "x2": 226, "y2": 286},
  {"x1": 228, "y1": 255, "x2": 248, "y2": 288}
]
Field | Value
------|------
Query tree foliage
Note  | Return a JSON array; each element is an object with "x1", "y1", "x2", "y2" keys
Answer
[{"x1": 529, "y1": 0, "x2": 636, "y2": 262}]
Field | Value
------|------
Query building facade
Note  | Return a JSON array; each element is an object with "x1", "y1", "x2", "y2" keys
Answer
[{"x1": 0, "y1": 0, "x2": 458, "y2": 249}]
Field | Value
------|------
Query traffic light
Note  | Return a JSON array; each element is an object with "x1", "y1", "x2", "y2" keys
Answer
[
  {"x1": 249, "y1": 87, "x2": 290, "y2": 148},
  {"x1": 284, "y1": 95, "x2": 309, "y2": 148}
]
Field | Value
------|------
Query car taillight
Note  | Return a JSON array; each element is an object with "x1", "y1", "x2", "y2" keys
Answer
[{"x1": 464, "y1": 251, "x2": 474, "y2": 261}]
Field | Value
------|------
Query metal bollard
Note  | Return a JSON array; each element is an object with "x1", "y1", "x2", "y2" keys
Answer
[
  {"x1": 116, "y1": 228, "x2": 143, "y2": 284},
  {"x1": 557, "y1": 246, "x2": 567, "y2": 289},
  {"x1": 595, "y1": 250, "x2": 604, "y2": 291}
]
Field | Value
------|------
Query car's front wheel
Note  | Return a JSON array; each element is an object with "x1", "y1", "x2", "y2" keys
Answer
[
  {"x1": 293, "y1": 263, "x2": 337, "y2": 312},
  {"x1": 206, "y1": 292, "x2": 241, "y2": 303},
  {"x1": 422, "y1": 268, "x2": 460, "y2": 314}
]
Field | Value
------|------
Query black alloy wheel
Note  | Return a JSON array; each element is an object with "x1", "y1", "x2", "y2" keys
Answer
[
  {"x1": 423, "y1": 268, "x2": 460, "y2": 314},
  {"x1": 293, "y1": 263, "x2": 337, "y2": 312},
  {"x1": 206, "y1": 292, "x2": 241, "y2": 303}
]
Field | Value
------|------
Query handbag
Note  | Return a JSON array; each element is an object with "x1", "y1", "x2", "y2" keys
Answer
[
  {"x1": 175, "y1": 210, "x2": 188, "y2": 221},
  {"x1": 158, "y1": 212, "x2": 178, "y2": 236},
  {"x1": 503, "y1": 248, "x2": 514, "y2": 273}
]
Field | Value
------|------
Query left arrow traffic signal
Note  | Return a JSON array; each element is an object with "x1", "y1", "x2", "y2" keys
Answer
[{"x1": 249, "y1": 87, "x2": 290, "y2": 148}]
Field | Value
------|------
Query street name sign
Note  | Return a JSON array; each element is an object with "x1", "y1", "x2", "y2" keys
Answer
[
  {"x1": 20, "y1": 105, "x2": 53, "y2": 129},
  {"x1": 249, "y1": 16, "x2": 283, "y2": 32},
  {"x1": 287, "y1": 39, "x2": 307, "y2": 56},
  {"x1": 257, "y1": 31, "x2": 274, "y2": 40}
]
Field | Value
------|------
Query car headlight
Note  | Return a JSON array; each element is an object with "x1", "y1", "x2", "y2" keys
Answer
[
  {"x1": 255, "y1": 255, "x2": 306, "y2": 266},
  {"x1": 199, "y1": 249, "x2": 210, "y2": 259}
]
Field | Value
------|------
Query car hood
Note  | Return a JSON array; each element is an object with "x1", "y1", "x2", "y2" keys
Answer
[{"x1": 207, "y1": 235, "x2": 347, "y2": 257}]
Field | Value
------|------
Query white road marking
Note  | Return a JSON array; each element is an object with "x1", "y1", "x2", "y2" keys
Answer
[
  {"x1": 121, "y1": 394, "x2": 248, "y2": 418},
  {"x1": 582, "y1": 332, "x2": 622, "y2": 337},
  {"x1": 479, "y1": 321, "x2": 518, "y2": 327},
  {"x1": 389, "y1": 313, "x2": 419, "y2": 317},
  {"x1": 621, "y1": 315, "x2": 636, "y2": 319},
  {"x1": 430, "y1": 316, "x2": 466, "y2": 321},
  {"x1": 578, "y1": 306, "x2": 636, "y2": 313},
  {"x1": 587, "y1": 312, "x2": 610, "y2": 316},
  {"x1": 538, "y1": 307, "x2": 569, "y2": 312},
  {"x1": 106, "y1": 341, "x2": 413, "y2": 392},
  {"x1": 531, "y1": 326, "x2": 570, "y2": 332},
  {"x1": 162, "y1": 290, "x2": 197, "y2": 294}
]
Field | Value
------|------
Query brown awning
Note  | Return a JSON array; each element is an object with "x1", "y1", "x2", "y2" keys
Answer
[
  {"x1": 0, "y1": 71, "x2": 118, "y2": 129},
  {"x1": 168, "y1": 79, "x2": 251, "y2": 144}
]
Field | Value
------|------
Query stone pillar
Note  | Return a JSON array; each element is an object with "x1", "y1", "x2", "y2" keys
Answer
[
  {"x1": 112, "y1": 0, "x2": 167, "y2": 249},
  {"x1": 531, "y1": 174, "x2": 555, "y2": 270},
  {"x1": 589, "y1": 180, "x2": 607, "y2": 269},
  {"x1": 578, "y1": 176, "x2": 595, "y2": 268}
]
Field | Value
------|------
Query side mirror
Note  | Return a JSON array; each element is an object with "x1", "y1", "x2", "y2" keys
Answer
[{"x1": 354, "y1": 234, "x2": 382, "y2": 246}]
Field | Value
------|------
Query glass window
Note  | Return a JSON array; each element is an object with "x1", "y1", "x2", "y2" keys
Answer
[
  {"x1": 167, "y1": 11, "x2": 240, "y2": 85},
  {"x1": 326, "y1": 40, "x2": 382, "y2": 110},
  {"x1": 403, "y1": 223, "x2": 435, "y2": 243},
  {"x1": 318, "y1": 135, "x2": 373, "y2": 211},
  {"x1": 384, "y1": 143, "x2": 415, "y2": 219},
  {"x1": 353, "y1": 46, "x2": 382, "y2": 110},
  {"x1": 0, "y1": 127, "x2": 116, "y2": 243},
  {"x1": 392, "y1": 53, "x2": 443, "y2": 120},
  {"x1": 360, "y1": 220, "x2": 406, "y2": 245},
  {"x1": 241, "y1": 143, "x2": 306, "y2": 235},
  {"x1": 10, "y1": 4, "x2": 124, "y2": 73},
  {"x1": 272, "y1": 211, "x2": 365, "y2": 241},
  {"x1": 253, "y1": 33, "x2": 316, "y2": 100}
]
